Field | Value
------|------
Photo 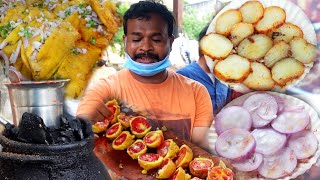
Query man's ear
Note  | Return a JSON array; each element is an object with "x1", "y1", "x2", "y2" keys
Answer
[
  {"x1": 123, "y1": 35, "x2": 127, "y2": 48},
  {"x1": 169, "y1": 35, "x2": 175, "y2": 46}
]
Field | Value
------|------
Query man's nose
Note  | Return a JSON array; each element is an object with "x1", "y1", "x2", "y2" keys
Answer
[{"x1": 140, "y1": 39, "x2": 153, "y2": 52}]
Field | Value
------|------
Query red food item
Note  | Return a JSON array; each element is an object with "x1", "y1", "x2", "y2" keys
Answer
[
  {"x1": 143, "y1": 130, "x2": 164, "y2": 148},
  {"x1": 207, "y1": 161, "x2": 234, "y2": 180},
  {"x1": 189, "y1": 157, "x2": 214, "y2": 178},
  {"x1": 92, "y1": 121, "x2": 109, "y2": 133},
  {"x1": 138, "y1": 153, "x2": 163, "y2": 174},
  {"x1": 175, "y1": 144, "x2": 193, "y2": 168},
  {"x1": 106, "y1": 122, "x2": 123, "y2": 139},
  {"x1": 157, "y1": 139, "x2": 179, "y2": 159},
  {"x1": 130, "y1": 116, "x2": 151, "y2": 138},
  {"x1": 169, "y1": 167, "x2": 191, "y2": 180},
  {"x1": 112, "y1": 131, "x2": 135, "y2": 150},
  {"x1": 105, "y1": 99, "x2": 120, "y2": 124},
  {"x1": 156, "y1": 158, "x2": 176, "y2": 179},
  {"x1": 117, "y1": 113, "x2": 133, "y2": 128},
  {"x1": 127, "y1": 139, "x2": 147, "y2": 159}
]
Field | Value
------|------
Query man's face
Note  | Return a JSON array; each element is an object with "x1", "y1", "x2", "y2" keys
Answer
[{"x1": 123, "y1": 13, "x2": 174, "y2": 64}]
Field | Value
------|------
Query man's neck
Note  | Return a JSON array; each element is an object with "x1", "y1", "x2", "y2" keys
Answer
[
  {"x1": 130, "y1": 70, "x2": 168, "y2": 84},
  {"x1": 197, "y1": 56, "x2": 211, "y2": 73}
]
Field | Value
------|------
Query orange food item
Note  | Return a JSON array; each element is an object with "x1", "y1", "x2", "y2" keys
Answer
[
  {"x1": 130, "y1": 116, "x2": 151, "y2": 138},
  {"x1": 117, "y1": 112, "x2": 133, "y2": 128},
  {"x1": 112, "y1": 131, "x2": 135, "y2": 150},
  {"x1": 156, "y1": 158, "x2": 176, "y2": 179},
  {"x1": 105, "y1": 99, "x2": 120, "y2": 124},
  {"x1": 127, "y1": 139, "x2": 148, "y2": 159},
  {"x1": 189, "y1": 157, "x2": 214, "y2": 179},
  {"x1": 157, "y1": 139, "x2": 179, "y2": 159},
  {"x1": 106, "y1": 122, "x2": 123, "y2": 139},
  {"x1": 175, "y1": 144, "x2": 193, "y2": 168},
  {"x1": 169, "y1": 167, "x2": 191, "y2": 180},
  {"x1": 143, "y1": 130, "x2": 164, "y2": 148},
  {"x1": 138, "y1": 153, "x2": 163, "y2": 174},
  {"x1": 92, "y1": 121, "x2": 109, "y2": 133},
  {"x1": 207, "y1": 161, "x2": 234, "y2": 180}
]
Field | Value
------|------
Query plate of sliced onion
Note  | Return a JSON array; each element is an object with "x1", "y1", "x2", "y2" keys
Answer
[{"x1": 207, "y1": 92, "x2": 320, "y2": 179}]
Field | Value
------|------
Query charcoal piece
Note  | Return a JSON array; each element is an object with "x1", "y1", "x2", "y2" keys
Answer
[
  {"x1": 3, "y1": 123, "x2": 19, "y2": 140},
  {"x1": 56, "y1": 135, "x2": 72, "y2": 144},
  {"x1": 69, "y1": 118, "x2": 84, "y2": 140},
  {"x1": 59, "y1": 115, "x2": 69, "y2": 131},
  {"x1": 17, "y1": 112, "x2": 53, "y2": 144},
  {"x1": 81, "y1": 118, "x2": 93, "y2": 137},
  {"x1": 60, "y1": 130, "x2": 76, "y2": 142}
]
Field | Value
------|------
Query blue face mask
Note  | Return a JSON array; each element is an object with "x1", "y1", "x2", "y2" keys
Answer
[{"x1": 123, "y1": 52, "x2": 172, "y2": 77}]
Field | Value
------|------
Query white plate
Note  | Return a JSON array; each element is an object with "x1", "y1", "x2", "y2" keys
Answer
[
  {"x1": 205, "y1": 0, "x2": 317, "y2": 93},
  {"x1": 207, "y1": 92, "x2": 320, "y2": 179}
]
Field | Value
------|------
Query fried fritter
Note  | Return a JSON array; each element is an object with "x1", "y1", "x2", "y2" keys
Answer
[
  {"x1": 239, "y1": 1, "x2": 264, "y2": 24},
  {"x1": 215, "y1": 9, "x2": 242, "y2": 36},
  {"x1": 243, "y1": 62, "x2": 275, "y2": 90},
  {"x1": 255, "y1": 6, "x2": 286, "y2": 34},
  {"x1": 200, "y1": 33, "x2": 233, "y2": 60},
  {"x1": 290, "y1": 37, "x2": 317, "y2": 64},
  {"x1": 214, "y1": 54, "x2": 251, "y2": 83}
]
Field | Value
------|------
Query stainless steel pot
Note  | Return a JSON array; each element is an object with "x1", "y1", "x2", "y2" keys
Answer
[{"x1": 4, "y1": 80, "x2": 69, "y2": 128}]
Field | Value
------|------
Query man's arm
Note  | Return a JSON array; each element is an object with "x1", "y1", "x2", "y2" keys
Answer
[
  {"x1": 191, "y1": 83, "x2": 214, "y2": 150},
  {"x1": 192, "y1": 126, "x2": 210, "y2": 151},
  {"x1": 76, "y1": 79, "x2": 113, "y2": 123}
]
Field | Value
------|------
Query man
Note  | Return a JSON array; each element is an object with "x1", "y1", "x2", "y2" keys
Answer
[
  {"x1": 76, "y1": 1, "x2": 213, "y2": 149},
  {"x1": 177, "y1": 25, "x2": 235, "y2": 114}
]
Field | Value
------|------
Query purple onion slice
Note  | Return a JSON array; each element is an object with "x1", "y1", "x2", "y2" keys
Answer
[
  {"x1": 258, "y1": 147, "x2": 297, "y2": 179},
  {"x1": 243, "y1": 93, "x2": 278, "y2": 128},
  {"x1": 232, "y1": 152, "x2": 263, "y2": 172},
  {"x1": 215, "y1": 106, "x2": 252, "y2": 135},
  {"x1": 288, "y1": 130, "x2": 318, "y2": 159},
  {"x1": 215, "y1": 128, "x2": 256, "y2": 161},
  {"x1": 271, "y1": 110, "x2": 310, "y2": 134},
  {"x1": 252, "y1": 128, "x2": 287, "y2": 156}
]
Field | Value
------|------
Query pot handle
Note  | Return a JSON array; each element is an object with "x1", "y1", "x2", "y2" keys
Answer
[{"x1": 0, "y1": 151, "x2": 54, "y2": 163}]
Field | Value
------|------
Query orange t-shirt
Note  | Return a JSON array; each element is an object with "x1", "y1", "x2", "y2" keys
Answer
[{"x1": 77, "y1": 69, "x2": 213, "y2": 140}]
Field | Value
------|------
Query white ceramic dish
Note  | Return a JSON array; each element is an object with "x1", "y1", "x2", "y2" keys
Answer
[{"x1": 205, "y1": 0, "x2": 317, "y2": 93}]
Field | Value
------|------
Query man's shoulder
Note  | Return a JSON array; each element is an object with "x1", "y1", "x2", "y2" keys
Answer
[
  {"x1": 176, "y1": 62, "x2": 199, "y2": 73},
  {"x1": 171, "y1": 71, "x2": 207, "y2": 89}
]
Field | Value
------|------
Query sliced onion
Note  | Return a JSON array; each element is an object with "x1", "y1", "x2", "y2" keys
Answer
[
  {"x1": 271, "y1": 110, "x2": 310, "y2": 134},
  {"x1": 250, "y1": 113, "x2": 272, "y2": 128},
  {"x1": 0, "y1": 41, "x2": 8, "y2": 49},
  {"x1": 288, "y1": 130, "x2": 318, "y2": 159},
  {"x1": 272, "y1": 95, "x2": 286, "y2": 112},
  {"x1": 0, "y1": 50, "x2": 9, "y2": 75},
  {"x1": 215, "y1": 128, "x2": 256, "y2": 161},
  {"x1": 252, "y1": 128, "x2": 287, "y2": 156},
  {"x1": 215, "y1": 106, "x2": 252, "y2": 135},
  {"x1": 283, "y1": 105, "x2": 305, "y2": 112},
  {"x1": 232, "y1": 153, "x2": 263, "y2": 172},
  {"x1": 23, "y1": 39, "x2": 29, "y2": 47},
  {"x1": 9, "y1": 40, "x2": 22, "y2": 64},
  {"x1": 258, "y1": 147, "x2": 297, "y2": 179},
  {"x1": 243, "y1": 93, "x2": 278, "y2": 128}
]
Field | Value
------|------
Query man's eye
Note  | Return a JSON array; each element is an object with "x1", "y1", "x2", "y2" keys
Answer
[
  {"x1": 132, "y1": 39, "x2": 140, "y2": 42},
  {"x1": 153, "y1": 39, "x2": 161, "y2": 42}
]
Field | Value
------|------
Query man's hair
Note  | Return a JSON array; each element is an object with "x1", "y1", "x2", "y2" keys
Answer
[
  {"x1": 123, "y1": 0, "x2": 176, "y2": 37},
  {"x1": 198, "y1": 24, "x2": 209, "y2": 41}
]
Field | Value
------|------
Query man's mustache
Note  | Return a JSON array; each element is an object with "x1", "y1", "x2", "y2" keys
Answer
[{"x1": 134, "y1": 52, "x2": 160, "y2": 61}]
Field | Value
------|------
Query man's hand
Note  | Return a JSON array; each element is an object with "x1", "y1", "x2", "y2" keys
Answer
[
  {"x1": 77, "y1": 101, "x2": 112, "y2": 123},
  {"x1": 192, "y1": 126, "x2": 210, "y2": 151}
]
